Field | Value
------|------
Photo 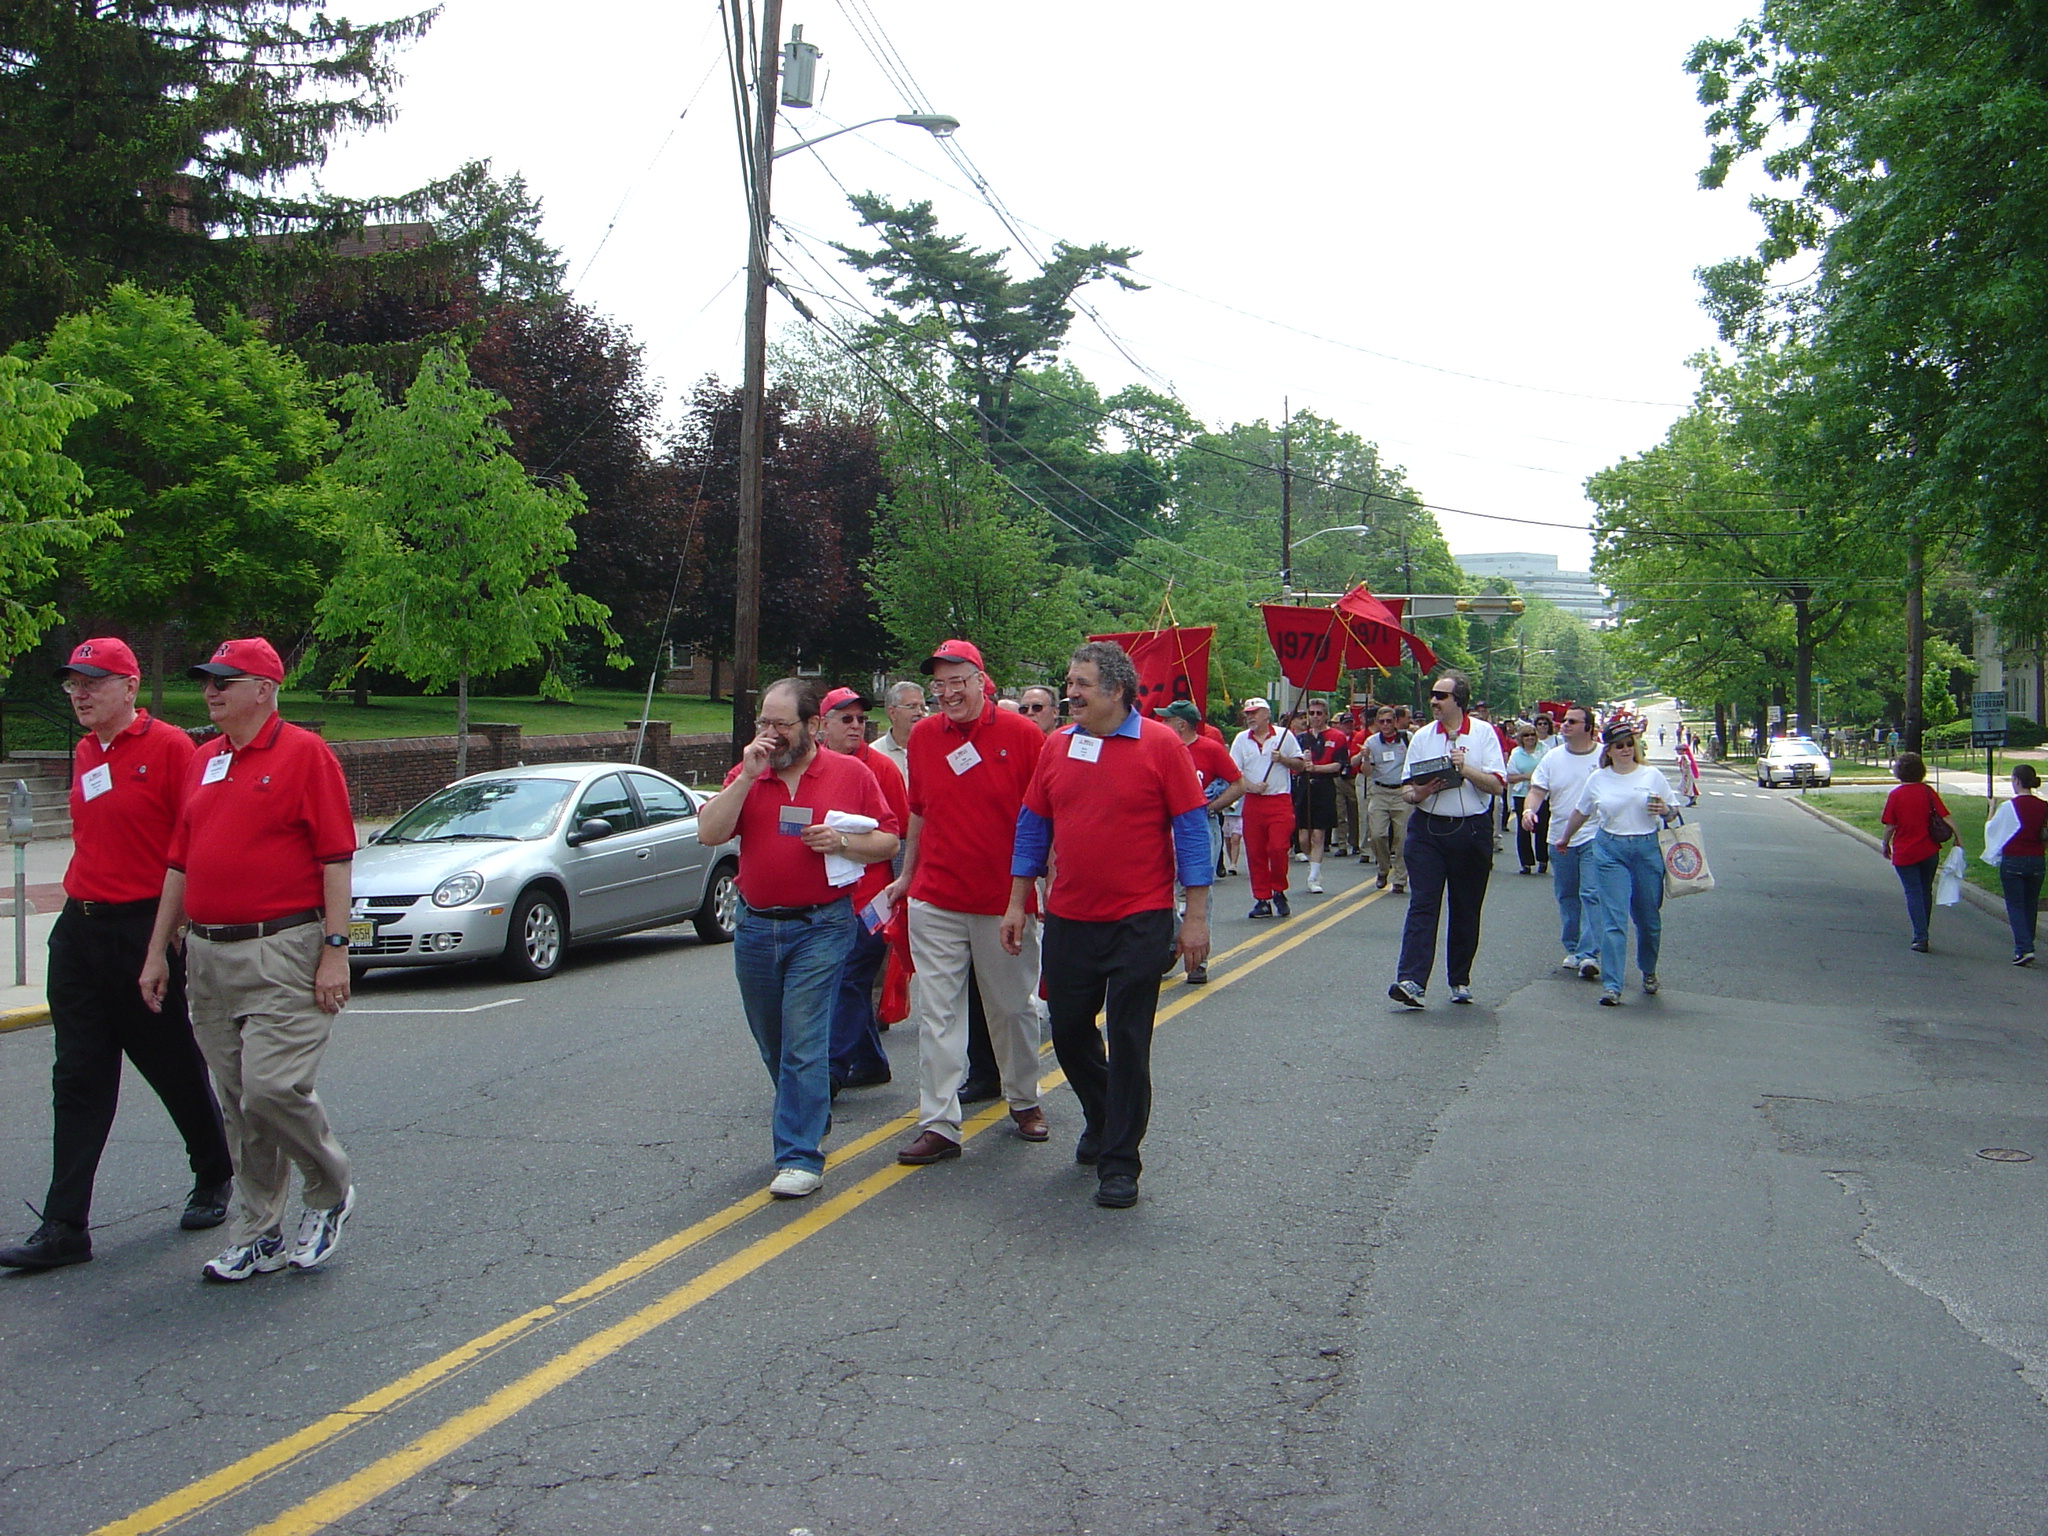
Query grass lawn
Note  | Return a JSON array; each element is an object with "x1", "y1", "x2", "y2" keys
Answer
[
  {"x1": 137, "y1": 686, "x2": 737, "y2": 743},
  {"x1": 1803, "y1": 791, "x2": 2006, "y2": 898}
]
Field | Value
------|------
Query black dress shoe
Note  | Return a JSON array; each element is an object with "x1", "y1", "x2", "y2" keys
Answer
[
  {"x1": 181, "y1": 1180, "x2": 234, "y2": 1231},
  {"x1": 958, "y1": 1078, "x2": 1002, "y2": 1105},
  {"x1": 838, "y1": 1068, "x2": 892, "y2": 1090},
  {"x1": 0, "y1": 1219, "x2": 91, "y2": 1270},
  {"x1": 1074, "y1": 1132, "x2": 1101, "y2": 1166},
  {"x1": 1094, "y1": 1173, "x2": 1139, "y2": 1208}
]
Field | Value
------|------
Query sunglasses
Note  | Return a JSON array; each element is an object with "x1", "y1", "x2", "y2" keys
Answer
[
  {"x1": 1609, "y1": 735, "x2": 1637, "y2": 748},
  {"x1": 1430, "y1": 690, "x2": 1456, "y2": 700},
  {"x1": 1021, "y1": 702, "x2": 1052, "y2": 713}
]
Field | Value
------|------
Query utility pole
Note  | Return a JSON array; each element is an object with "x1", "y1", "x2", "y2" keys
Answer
[
  {"x1": 1904, "y1": 522, "x2": 1925, "y2": 753},
  {"x1": 1278, "y1": 397, "x2": 1293, "y2": 594},
  {"x1": 731, "y1": 0, "x2": 784, "y2": 762}
]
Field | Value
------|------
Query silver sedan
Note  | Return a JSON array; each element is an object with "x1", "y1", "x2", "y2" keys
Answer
[{"x1": 348, "y1": 762, "x2": 739, "y2": 980}]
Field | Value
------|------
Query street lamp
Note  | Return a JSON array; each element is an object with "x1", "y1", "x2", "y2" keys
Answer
[
  {"x1": 1283, "y1": 523, "x2": 1372, "y2": 595},
  {"x1": 728, "y1": 3, "x2": 958, "y2": 757}
]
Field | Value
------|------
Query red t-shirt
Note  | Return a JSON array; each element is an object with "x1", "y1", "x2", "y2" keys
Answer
[
  {"x1": 851, "y1": 741, "x2": 909, "y2": 911},
  {"x1": 65, "y1": 711, "x2": 196, "y2": 904},
  {"x1": 168, "y1": 715, "x2": 357, "y2": 924},
  {"x1": 906, "y1": 699, "x2": 1046, "y2": 915},
  {"x1": 1024, "y1": 717, "x2": 1207, "y2": 922},
  {"x1": 1185, "y1": 734, "x2": 1238, "y2": 797},
  {"x1": 722, "y1": 747, "x2": 898, "y2": 910},
  {"x1": 1199, "y1": 721, "x2": 1226, "y2": 747},
  {"x1": 1881, "y1": 780, "x2": 1951, "y2": 867}
]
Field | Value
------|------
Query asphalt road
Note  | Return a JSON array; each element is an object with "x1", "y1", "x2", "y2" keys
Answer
[{"x1": 4, "y1": 770, "x2": 2046, "y2": 1536}]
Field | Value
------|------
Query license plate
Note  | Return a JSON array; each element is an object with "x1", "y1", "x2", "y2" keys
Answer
[{"x1": 347, "y1": 919, "x2": 375, "y2": 949}]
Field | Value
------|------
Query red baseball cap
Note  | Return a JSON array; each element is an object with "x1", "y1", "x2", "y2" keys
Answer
[
  {"x1": 188, "y1": 637, "x2": 285, "y2": 683},
  {"x1": 919, "y1": 639, "x2": 985, "y2": 676},
  {"x1": 55, "y1": 637, "x2": 140, "y2": 680},
  {"x1": 818, "y1": 686, "x2": 874, "y2": 714}
]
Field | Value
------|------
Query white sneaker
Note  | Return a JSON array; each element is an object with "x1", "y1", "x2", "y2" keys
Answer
[
  {"x1": 1578, "y1": 958, "x2": 1601, "y2": 981},
  {"x1": 1560, "y1": 953, "x2": 1579, "y2": 971},
  {"x1": 203, "y1": 1230, "x2": 289, "y2": 1282},
  {"x1": 769, "y1": 1167, "x2": 822, "y2": 1199},
  {"x1": 1308, "y1": 879, "x2": 1324, "y2": 893},
  {"x1": 288, "y1": 1185, "x2": 356, "y2": 1271}
]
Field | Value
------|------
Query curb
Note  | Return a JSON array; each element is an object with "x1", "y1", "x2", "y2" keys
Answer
[
  {"x1": 0, "y1": 1004, "x2": 50, "y2": 1033},
  {"x1": 1786, "y1": 795, "x2": 2010, "y2": 924}
]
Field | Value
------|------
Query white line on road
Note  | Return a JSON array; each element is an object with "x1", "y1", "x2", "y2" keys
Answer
[{"x1": 350, "y1": 998, "x2": 526, "y2": 1016}]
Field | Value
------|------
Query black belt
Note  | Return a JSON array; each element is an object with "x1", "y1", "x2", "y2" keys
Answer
[
  {"x1": 66, "y1": 897, "x2": 159, "y2": 918},
  {"x1": 744, "y1": 900, "x2": 838, "y2": 921},
  {"x1": 188, "y1": 909, "x2": 321, "y2": 943}
]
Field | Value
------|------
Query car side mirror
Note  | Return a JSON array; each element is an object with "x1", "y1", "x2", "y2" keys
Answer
[{"x1": 566, "y1": 817, "x2": 613, "y2": 847}]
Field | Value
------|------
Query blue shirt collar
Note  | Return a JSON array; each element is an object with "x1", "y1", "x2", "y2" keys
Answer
[{"x1": 1066, "y1": 708, "x2": 1143, "y2": 740}]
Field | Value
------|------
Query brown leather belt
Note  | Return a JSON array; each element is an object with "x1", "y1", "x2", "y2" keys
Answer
[{"x1": 188, "y1": 909, "x2": 321, "y2": 943}]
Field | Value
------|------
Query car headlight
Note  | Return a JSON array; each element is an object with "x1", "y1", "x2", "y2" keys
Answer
[{"x1": 432, "y1": 871, "x2": 485, "y2": 908}]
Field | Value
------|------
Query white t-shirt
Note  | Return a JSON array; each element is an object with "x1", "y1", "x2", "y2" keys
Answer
[
  {"x1": 1402, "y1": 716, "x2": 1507, "y2": 817},
  {"x1": 1579, "y1": 765, "x2": 1677, "y2": 837},
  {"x1": 1531, "y1": 743, "x2": 1602, "y2": 848},
  {"x1": 1230, "y1": 728, "x2": 1302, "y2": 797}
]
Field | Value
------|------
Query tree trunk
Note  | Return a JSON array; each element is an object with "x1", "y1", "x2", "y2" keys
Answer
[
  {"x1": 150, "y1": 622, "x2": 166, "y2": 718},
  {"x1": 455, "y1": 673, "x2": 469, "y2": 781},
  {"x1": 707, "y1": 651, "x2": 722, "y2": 702},
  {"x1": 1714, "y1": 701, "x2": 1728, "y2": 759},
  {"x1": 1790, "y1": 588, "x2": 1815, "y2": 736},
  {"x1": 1904, "y1": 527, "x2": 1925, "y2": 752}
]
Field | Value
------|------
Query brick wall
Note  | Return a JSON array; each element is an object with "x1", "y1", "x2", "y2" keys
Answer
[{"x1": 325, "y1": 725, "x2": 739, "y2": 818}]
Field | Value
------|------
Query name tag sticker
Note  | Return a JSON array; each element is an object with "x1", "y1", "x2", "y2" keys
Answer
[
  {"x1": 777, "y1": 804, "x2": 810, "y2": 836},
  {"x1": 1068, "y1": 732, "x2": 1103, "y2": 763},
  {"x1": 200, "y1": 754, "x2": 230, "y2": 785},
  {"x1": 80, "y1": 764, "x2": 113, "y2": 801},
  {"x1": 946, "y1": 741, "x2": 982, "y2": 775}
]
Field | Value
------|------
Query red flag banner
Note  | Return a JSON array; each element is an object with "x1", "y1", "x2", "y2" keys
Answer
[
  {"x1": 1261, "y1": 586, "x2": 1436, "y2": 690},
  {"x1": 1088, "y1": 626, "x2": 1215, "y2": 715}
]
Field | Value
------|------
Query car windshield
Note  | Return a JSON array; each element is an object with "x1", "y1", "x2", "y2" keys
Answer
[
  {"x1": 1771, "y1": 739, "x2": 1823, "y2": 756},
  {"x1": 380, "y1": 779, "x2": 575, "y2": 843}
]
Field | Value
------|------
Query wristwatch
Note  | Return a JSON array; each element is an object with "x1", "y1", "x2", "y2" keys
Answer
[{"x1": 322, "y1": 933, "x2": 350, "y2": 948}]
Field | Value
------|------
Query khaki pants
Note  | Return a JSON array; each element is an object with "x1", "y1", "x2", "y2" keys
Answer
[
  {"x1": 187, "y1": 924, "x2": 351, "y2": 1246},
  {"x1": 908, "y1": 901, "x2": 1041, "y2": 1142},
  {"x1": 1366, "y1": 783, "x2": 1413, "y2": 886}
]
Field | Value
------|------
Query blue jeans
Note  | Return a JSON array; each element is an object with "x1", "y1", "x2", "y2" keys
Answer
[
  {"x1": 733, "y1": 898, "x2": 853, "y2": 1173},
  {"x1": 828, "y1": 916, "x2": 891, "y2": 1085},
  {"x1": 1998, "y1": 854, "x2": 2043, "y2": 957},
  {"x1": 1549, "y1": 838, "x2": 1603, "y2": 960},
  {"x1": 1592, "y1": 831, "x2": 1663, "y2": 991},
  {"x1": 1894, "y1": 855, "x2": 1937, "y2": 946}
]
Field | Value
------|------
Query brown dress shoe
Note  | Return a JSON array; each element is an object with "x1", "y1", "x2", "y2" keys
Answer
[
  {"x1": 1011, "y1": 1106, "x2": 1049, "y2": 1141},
  {"x1": 897, "y1": 1130, "x2": 962, "y2": 1165}
]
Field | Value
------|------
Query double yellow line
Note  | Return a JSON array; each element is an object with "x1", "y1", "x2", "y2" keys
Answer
[{"x1": 94, "y1": 880, "x2": 1388, "y2": 1536}]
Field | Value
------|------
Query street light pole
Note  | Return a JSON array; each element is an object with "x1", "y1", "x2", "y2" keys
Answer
[{"x1": 731, "y1": 0, "x2": 784, "y2": 762}]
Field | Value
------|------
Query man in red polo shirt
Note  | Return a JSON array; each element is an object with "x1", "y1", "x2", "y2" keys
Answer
[
  {"x1": 0, "y1": 639, "x2": 234, "y2": 1273},
  {"x1": 695, "y1": 679, "x2": 899, "y2": 1200},
  {"x1": 886, "y1": 638, "x2": 1049, "y2": 1165},
  {"x1": 816, "y1": 686, "x2": 907, "y2": 1093},
  {"x1": 138, "y1": 638, "x2": 359, "y2": 1282},
  {"x1": 1003, "y1": 640, "x2": 1211, "y2": 1208}
]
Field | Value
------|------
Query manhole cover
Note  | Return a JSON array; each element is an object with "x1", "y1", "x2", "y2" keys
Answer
[{"x1": 1978, "y1": 1148, "x2": 2035, "y2": 1162}]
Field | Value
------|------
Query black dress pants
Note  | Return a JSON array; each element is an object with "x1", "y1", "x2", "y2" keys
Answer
[
  {"x1": 44, "y1": 901, "x2": 233, "y2": 1228},
  {"x1": 1396, "y1": 812, "x2": 1495, "y2": 991},
  {"x1": 1043, "y1": 909, "x2": 1174, "y2": 1181},
  {"x1": 965, "y1": 962, "x2": 998, "y2": 1086}
]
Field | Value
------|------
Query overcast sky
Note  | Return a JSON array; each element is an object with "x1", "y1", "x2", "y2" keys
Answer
[{"x1": 307, "y1": 0, "x2": 1769, "y2": 574}]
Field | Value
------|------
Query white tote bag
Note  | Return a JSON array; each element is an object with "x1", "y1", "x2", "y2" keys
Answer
[
  {"x1": 1934, "y1": 843, "x2": 1968, "y2": 906},
  {"x1": 1659, "y1": 814, "x2": 1715, "y2": 899}
]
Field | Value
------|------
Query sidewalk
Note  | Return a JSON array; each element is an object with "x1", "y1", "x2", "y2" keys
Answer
[{"x1": 0, "y1": 821, "x2": 390, "y2": 1029}]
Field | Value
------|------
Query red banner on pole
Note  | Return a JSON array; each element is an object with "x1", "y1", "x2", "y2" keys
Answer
[
  {"x1": 1088, "y1": 626, "x2": 1214, "y2": 715},
  {"x1": 1260, "y1": 586, "x2": 1436, "y2": 690}
]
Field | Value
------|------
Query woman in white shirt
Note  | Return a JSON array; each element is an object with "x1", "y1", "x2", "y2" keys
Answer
[{"x1": 1561, "y1": 720, "x2": 1678, "y2": 1005}]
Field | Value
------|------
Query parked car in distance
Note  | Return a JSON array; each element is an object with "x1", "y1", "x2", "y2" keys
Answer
[
  {"x1": 349, "y1": 762, "x2": 739, "y2": 980},
  {"x1": 1757, "y1": 735, "x2": 1833, "y2": 788}
]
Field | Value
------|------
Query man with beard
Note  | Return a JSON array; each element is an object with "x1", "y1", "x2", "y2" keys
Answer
[
  {"x1": 815, "y1": 687, "x2": 908, "y2": 1094},
  {"x1": 695, "y1": 679, "x2": 900, "y2": 1199}
]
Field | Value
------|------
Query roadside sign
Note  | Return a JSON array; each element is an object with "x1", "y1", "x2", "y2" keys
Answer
[{"x1": 1971, "y1": 689, "x2": 2008, "y2": 750}]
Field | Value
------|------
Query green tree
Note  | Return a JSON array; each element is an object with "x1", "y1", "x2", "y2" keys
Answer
[
  {"x1": 319, "y1": 345, "x2": 619, "y2": 776},
  {"x1": 27, "y1": 283, "x2": 342, "y2": 707},
  {"x1": 867, "y1": 403, "x2": 1082, "y2": 682},
  {"x1": 0, "y1": 358, "x2": 118, "y2": 678},
  {"x1": 0, "y1": 1, "x2": 438, "y2": 350}
]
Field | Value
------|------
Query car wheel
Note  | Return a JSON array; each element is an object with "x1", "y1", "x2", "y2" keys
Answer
[
  {"x1": 694, "y1": 861, "x2": 740, "y2": 944},
  {"x1": 503, "y1": 887, "x2": 566, "y2": 980}
]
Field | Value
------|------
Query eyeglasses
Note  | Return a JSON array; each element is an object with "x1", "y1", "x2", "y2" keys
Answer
[
  {"x1": 835, "y1": 714, "x2": 867, "y2": 726},
  {"x1": 753, "y1": 717, "x2": 802, "y2": 733},
  {"x1": 1430, "y1": 690, "x2": 1456, "y2": 701},
  {"x1": 1021, "y1": 702, "x2": 1052, "y2": 713},
  {"x1": 59, "y1": 675, "x2": 118, "y2": 695},
  {"x1": 200, "y1": 675, "x2": 263, "y2": 691},
  {"x1": 1609, "y1": 735, "x2": 1636, "y2": 749}
]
